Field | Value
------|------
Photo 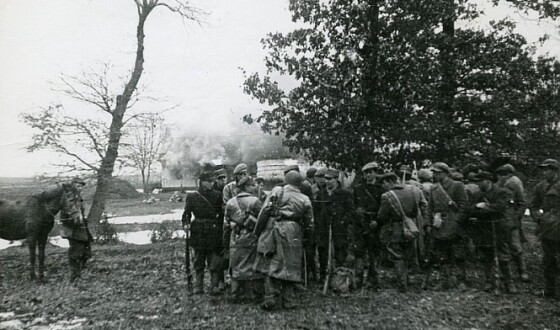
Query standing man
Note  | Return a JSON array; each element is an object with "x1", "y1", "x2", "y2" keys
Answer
[
  {"x1": 427, "y1": 162, "x2": 468, "y2": 290},
  {"x1": 213, "y1": 168, "x2": 228, "y2": 292},
  {"x1": 530, "y1": 159, "x2": 560, "y2": 299},
  {"x1": 313, "y1": 167, "x2": 330, "y2": 282},
  {"x1": 182, "y1": 172, "x2": 223, "y2": 295},
  {"x1": 223, "y1": 177, "x2": 264, "y2": 303},
  {"x1": 353, "y1": 162, "x2": 384, "y2": 290},
  {"x1": 465, "y1": 171, "x2": 517, "y2": 294},
  {"x1": 254, "y1": 171, "x2": 314, "y2": 310},
  {"x1": 223, "y1": 163, "x2": 249, "y2": 205},
  {"x1": 495, "y1": 164, "x2": 529, "y2": 282},
  {"x1": 213, "y1": 168, "x2": 228, "y2": 193},
  {"x1": 61, "y1": 177, "x2": 93, "y2": 283},
  {"x1": 377, "y1": 173, "x2": 419, "y2": 293},
  {"x1": 324, "y1": 169, "x2": 358, "y2": 269}
]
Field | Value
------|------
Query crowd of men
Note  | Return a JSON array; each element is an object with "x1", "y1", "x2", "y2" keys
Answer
[{"x1": 180, "y1": 158, "x2": 560, "y2": 311}]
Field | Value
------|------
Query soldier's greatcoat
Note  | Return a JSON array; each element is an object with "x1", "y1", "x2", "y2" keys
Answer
[
  {"x1": 224, "y1": 192, "x2": 263, "y2": 280},
  {"x1": 254, "y1": 185, "x2": 314, "y2": 282}
]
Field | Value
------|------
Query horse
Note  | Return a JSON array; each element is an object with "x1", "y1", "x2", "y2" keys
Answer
[{"x1": 0, "y1": 183, "x2": 83, "y2": 281}]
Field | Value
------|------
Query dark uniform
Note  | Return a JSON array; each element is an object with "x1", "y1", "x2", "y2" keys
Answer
[
  {"x1": 321, "y1": 182, "x2": 357, "y2": 270},
  {"x1": 353, "y1": 179, "x2": 384, "y2": 288},
  {"x1": 464, "y1": 172, "x2": 516, "y2": 293},
  {"x1": 377, "y1": 177, "x2": 419, "y2": 293},
  {"x1": 182, "y1": 178, "x2": 224, "y2": 294},
  {"x1": 60, "y1": 181, "x2": 93, "y2": 282},
  {"x1": 530, "y1": 159, "x2": 560, "y2": 298}
]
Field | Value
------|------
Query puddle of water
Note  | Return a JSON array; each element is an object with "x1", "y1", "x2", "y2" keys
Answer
[
  {"x1": 107, "y1": 209, "x2": 183, "y2": 225},
  {"x1": 0, "y1": 210, "x2": 187, "y2": 250}
]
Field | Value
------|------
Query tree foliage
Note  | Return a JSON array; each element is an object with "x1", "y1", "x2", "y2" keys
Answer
[{"x1": 243, "y1": 0, "x2": 560, "y2": 170}]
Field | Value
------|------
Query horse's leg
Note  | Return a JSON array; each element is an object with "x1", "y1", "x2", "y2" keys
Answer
[
  {"x1": 27, "y1": 235, "x2": 36, "y2": 280},
  {"x1": 37, "y1": 233, "x2": 49, "y2": 282}
]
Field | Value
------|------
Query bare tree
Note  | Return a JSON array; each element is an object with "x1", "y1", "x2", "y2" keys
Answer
[
  {"x1": 21, "y1": 1, "x2": 204, "y2": 224},
  {"x1": 121, "y1": 114, "x2": 171, "y2": 195}
]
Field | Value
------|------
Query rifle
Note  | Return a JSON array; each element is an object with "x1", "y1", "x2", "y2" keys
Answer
[
  {"x1": 490, "y1": 219, "x2": 503, "y2": 295},
  {"x1": 185, "y1": 225, "x2": 193, "y2": 295},
  {"x1": 322, "y1": 219, "x2": 333, "y2": 295},
  {"x1": 421, "y1": 225, "x2": 434, "y2": 290}
]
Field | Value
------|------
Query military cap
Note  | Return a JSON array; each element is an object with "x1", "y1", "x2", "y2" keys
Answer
[
  {"x1": 214, "y1": 169, "x2": 227, "y2": 178},
  {"x1": 237, "y1": 177, "x2": 254, "y2": 189},
  {"x1": 450, "y1": 171, "x2": 464, "y2": 181},
  {"x1": 466, "y1": 172, "x2": 478, "y2": 182},
  {"x1": 418, "y1": 169, "x2": 433, "y2": 181},
  {"x1": 284, "y1": 171, "x2": 303, "y2": 187},
  {"x1": 538, "y1": 159, "x2": 559, "y2": 170},
  {"x1": 283, "y1": 164, "x2": 300, "y2": 175},
  {"x1": 495, "y1": 164, "x2": 515, "y2": 174},
  {"x1": 233, "y1": 163, "x2": 248, "y2": 175},
  {"x1": 71, "y1": 177, "x2": 86, "y2": 186},
  {"x1": 399, "y1": 165, "x2": 413, "y2": 174},
  {"x1": 306, "y1": 167, "x2": 317, "y2": 179},
  {"x1": 380, "y1": 172, "x2": 399, "y2": 182},
  {"x1": 199, "y1": 172, "x2": 214, "y2": 182},
  {"x1": 362, "y1": 162, "x2": 380, "y2": 172},
  {"x1": 472, "y1": 171, "x2": 494, "y2": 182},
  {"x1": 315, "y1": 168, "x2": 327, "y2": 177},
  {"x1": 255, "y1": 176, "x2": 265, "y2": 183},
  {"x1": 324, "y1": 169, "x2": 340, "y2": 179},
  {"x1": 430, "y1": 162, "x2": 451, "y2": 173}
]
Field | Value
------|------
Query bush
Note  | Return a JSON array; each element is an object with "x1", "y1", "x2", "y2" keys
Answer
[
  {"x1": 150, "y1": 221, "x2": 178, "y2": 243},
  {"x1": 94, "y1": 215, "x2": 119, "y2": 245}
]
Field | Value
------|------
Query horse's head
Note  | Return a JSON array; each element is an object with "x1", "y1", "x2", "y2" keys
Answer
[{"x1": 59, "y1": 183, "x2": 84, "y2": 224}]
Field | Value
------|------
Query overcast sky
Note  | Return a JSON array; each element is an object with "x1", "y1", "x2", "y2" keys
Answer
[{"x1": 0, "y1": 0, "x2": 558, "y2": 177}]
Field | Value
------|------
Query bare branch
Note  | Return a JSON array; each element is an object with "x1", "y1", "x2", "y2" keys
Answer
[{"x1": 155, "y1": 0, "x2": 207, "y2": 25}]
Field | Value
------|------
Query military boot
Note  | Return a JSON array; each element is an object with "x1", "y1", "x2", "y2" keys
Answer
[
  {"x1": 69, "y1": 259, "x2": 81, "y2": 283},
  {"x1": 209, "y1": 271, "x2": 221, "y2": 296},
  {"x1": 194, "y1": 271, "x2": 204, "y2": 294},
  {"x1": 514, "y1": 256, "x2": 530, "y2": 282},
  {"x1": 500, "y1": 261, "x2": 518, "y2": 294},
  {"x1": 394, "y1": 261, "x2": 408, "y2": 293},
  {"x1": 483, "y1": 261, "x2": 500, "y2": 295},
  {"x1": 354, "y1": 257, "x2": 365, "y2": 290}
]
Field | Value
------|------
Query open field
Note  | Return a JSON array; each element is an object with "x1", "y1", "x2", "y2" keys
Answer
[{"x1": 1, "y1": 224, "x2": 560, "y2": 330}]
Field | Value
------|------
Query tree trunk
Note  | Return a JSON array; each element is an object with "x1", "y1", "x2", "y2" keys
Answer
[
  {"x1": 87, "y1": 6, "x2": 153, "y2": 224},
  {"x1": 435, "y1": 0, "x2": 456, "y2": 161}
]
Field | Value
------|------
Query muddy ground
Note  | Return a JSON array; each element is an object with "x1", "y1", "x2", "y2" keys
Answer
[{"x1": 1, "y1": 224, "x2": 560, "y2": 330}]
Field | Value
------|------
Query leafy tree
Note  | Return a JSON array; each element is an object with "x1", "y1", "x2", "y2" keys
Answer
[
  {"x1": 21, "y1": 1, "x2": 203, "y2": 224},
  {"x1": 243, "y1": 0, "x2": 557, "y2": 170}
]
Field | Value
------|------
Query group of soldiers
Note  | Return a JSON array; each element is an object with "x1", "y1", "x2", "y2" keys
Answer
[{"x1": 181, "y1": 158, "x2": 560, "y2": 311}]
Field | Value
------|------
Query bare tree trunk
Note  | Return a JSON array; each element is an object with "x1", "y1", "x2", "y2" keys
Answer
[{"x1": 87, "y1": 7, "x2": 152, "y2": 224}]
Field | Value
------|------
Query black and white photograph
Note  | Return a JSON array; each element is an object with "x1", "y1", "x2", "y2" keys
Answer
[{"x1": 1, "y1": 0, "x2": 560, "y2": 329}]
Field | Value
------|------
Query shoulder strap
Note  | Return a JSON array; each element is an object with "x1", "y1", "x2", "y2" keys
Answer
[
  {"x1": 389, "y1": 190, "x2": 407, "y2": 219},
  {"x1": 194, "y1": 191, "x2": 213, "y2": 209}
]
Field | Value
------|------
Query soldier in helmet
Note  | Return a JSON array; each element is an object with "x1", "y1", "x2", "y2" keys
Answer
[{"x1": 254, "y1": 171, "x2": 313, "y2": 310}]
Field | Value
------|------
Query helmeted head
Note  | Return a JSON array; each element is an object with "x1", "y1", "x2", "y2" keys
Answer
[
  {"x1": 471, "y1": 171, "x2": 494, "y2": 191},
  {"x1": 284, "y1": 164, "x2": 300, "y2": 175},
  {"x1": 315, "y1": 167, "x2": 327, "y2": 187},
  {"x1": 214, "y1": 169, "x2": 227, "y2": 188},
  {"x1": 430, "y1": 162, "x2": 451, "y2": 183},
  {"x1": 233, "y1": 163, "x2": 249, "y2": 181},
  {"x1": 418, "y1": 169, "x2": 433, "y2": 182},
  {"x1": 284, "y1": 171, "x2": 303, "y2": 187},
  {"x1": 538, "y1": 159, "x2": 559, "y2": 181},
  {"x1": 237, "y1": 176, "x2": 256, "y2": 193},
  {"x1": 362, "y1": 162, "x2": 381, "y2": 184},
  {"x1": 198, "y1": 172, "x2": 214, "y2": 189}
]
